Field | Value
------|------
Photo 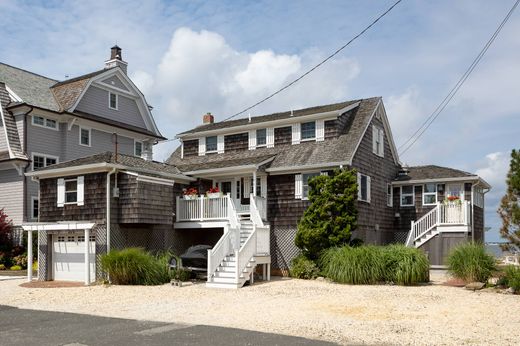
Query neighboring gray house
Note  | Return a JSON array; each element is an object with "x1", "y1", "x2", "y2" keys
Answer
[{"x1": 0, "y1": 46, "x2": 164, "y2": 228}]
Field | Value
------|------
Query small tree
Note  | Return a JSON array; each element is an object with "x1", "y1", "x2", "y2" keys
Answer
[
  {"x1": 295, "y1": 169, "x2": 358, "y2": 259},
  {"x1": 0, "y1": 208, "x2": 13, "y2": 252},
  {"x1": 499, "y1": 149, "x2": 520, "y2": 247}
]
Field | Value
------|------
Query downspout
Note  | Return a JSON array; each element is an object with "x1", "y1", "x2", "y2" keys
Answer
[{"x1": 106, "y1": 168, "x2": 117, "y2": 254}]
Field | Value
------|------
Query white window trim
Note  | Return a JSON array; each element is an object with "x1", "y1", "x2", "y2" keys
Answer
[
  {"x1": 300, "y1": 121, "x2": 317, "y2": 141},
  {"x1": 387, "y1": 183, "x2": 393, "y2": 207},
  {"x1": 422, "y1": 183, "x2": 437, "y2": 206},
  {"x1": 372, "y1": 125, "x2": 384, "y2": 157},
  {"x1": 400, "y1": 185, "x2": 415, "y2": 207},
  {"x1": 64, "y1": 178, "x2": 78, "y2": 205},
  {"x1": 256, "y1": 128, "x2": 268, "y2": 147},
  {"x1": 31, "y1": 196, "x2": 39, "y2": 220},
  {"x1": 79, "y1": 127, "x2": 91, "y2": 147},
  {"x1": 357, "y1": 173, "x2": 371, "y2": 203},
  {"x1": 31, "y1": 152, "x2": 59, "y2": 171},
  {"x1": 31, "y1": 115, "x2": 58, "y2": 131},
  {"x1": 205, "y1": 136, "x2": 218, "y2": 153},
  {"x1": 109, "y1": 92, "x2": 118, "y2": 110},
  {"x1": 134, "y1": 140, "x2": 143, "y2": 157}
]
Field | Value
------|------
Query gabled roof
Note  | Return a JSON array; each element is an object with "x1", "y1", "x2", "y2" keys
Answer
[
  {"x1": 169, "y1": 97, "x2": 387, "y2": 173},
  {"x1": 27, "y1": 151, "x2": 193, "y2": 182},
  {"x1": 0, "y1": 82, "x2": 28, "y2": 161},
  {"x1": 178, "y1": 100, "x2": 360, "y2": 136}
]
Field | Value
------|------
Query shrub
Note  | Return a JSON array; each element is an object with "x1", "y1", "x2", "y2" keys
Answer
[
  {"x1": 290, "y1": 254, "x2": 320, "y2": 279},
  {"x1": 171, "y1": 267, "x2": 192, "y2": 282},
  {"x1": 13, "y1": 254, "x2": 28, "y2": 269},
  {"x1": 502, "y1": 265, "x2": 520, "y2": 291},
  {"x1": 0, "y1": 209, "x2": 13, "y2": 252},
  {"x1": 100, "y1": 248, "x2": 170, "y2": 285},
  {"x1": 320, "y1": 245, "x2": 430, "y2": 285},
  {"x1": 0, "y1": 264, "x2": 5, "y2": 270},
  {"x1": 447, "y1": 242, "x2": 496, "y2": 283},
  {"x1": 10, "y1": 265, "x2": 22, "y2": 271}
]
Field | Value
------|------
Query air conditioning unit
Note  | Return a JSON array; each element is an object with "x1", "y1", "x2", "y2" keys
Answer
[{"x1": 112, "y1": 187, "x2": 120, "y2": 198}]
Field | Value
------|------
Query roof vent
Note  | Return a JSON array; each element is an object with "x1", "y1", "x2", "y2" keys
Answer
[{"x1": 203, "y1": 112, "x2": 214, "y2": 124}]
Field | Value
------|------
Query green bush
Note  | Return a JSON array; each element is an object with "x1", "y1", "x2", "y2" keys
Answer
[
  {"x1": 101, "y1": 248, "x2": 170, "y2": 285},
  {"x1": 320, "y1": 245, "x2": 430, "y2": 285},
  {"x1": 502, "y1": 266, "x2": 520, "y2": 291},
  {"x1": 13, "y1": 254, "x2": 28, "y2": 269},
  {"x1": 0, "y1": 264, "x2": 5, "y2": 270},
  {"x1": 171, "y1": 267, "x2": 192, "y2": 282},
  {"x1": 290, "y1": 254, "x2": 320, "y2": 279},
  {"x1": 447, "y1": 242, "x2": 496, "y2": 283},
  {"x1": 10, "y1": 265, "x2": 22, "y2": 271}
]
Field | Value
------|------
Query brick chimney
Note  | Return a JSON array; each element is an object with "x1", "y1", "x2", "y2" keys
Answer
[
  {"x1": 203, "y1": 112, "x2": 214, "y2": 124},
  {"x1": 104, "y1": 45, "x2": 128, "y2": 74}
]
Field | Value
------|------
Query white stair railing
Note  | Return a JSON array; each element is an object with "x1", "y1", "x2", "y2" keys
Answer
[
  {"x1": 406, "y1": 204, "x2": 439, "y2": 247},
  {"x1": 235, "y1": 230, "x2": 257, "y2": 282},
  {"x1": 207, "y1": 228, "x2": 234, "y2": 282}
]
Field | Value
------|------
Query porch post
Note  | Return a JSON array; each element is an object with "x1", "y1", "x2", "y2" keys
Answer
[
  {"x1": 27, "y1": 229, "x2": 33, "y2": 282},
  {"x1": 253, "y1": 171, "x2": 257, "y2": 197},
  {"x1": 84, "y1": 228, "x2": 90, "y2": 285}
]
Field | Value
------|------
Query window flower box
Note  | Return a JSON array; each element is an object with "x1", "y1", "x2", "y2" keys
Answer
[
  {"x1": 206, "y1": 187, "x2": 221, "y2": 198},
  {"x1": 183, "y1": 187, "x2": 198, "y2": 200}
]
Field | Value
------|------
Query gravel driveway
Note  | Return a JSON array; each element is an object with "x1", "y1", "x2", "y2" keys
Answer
[{"x1": 1, "y1": 272, "x2": 518, "y2": 345}]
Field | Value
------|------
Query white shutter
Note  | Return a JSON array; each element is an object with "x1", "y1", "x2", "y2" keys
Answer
[
  {"x1": 77, "y1": 176, "x2": 85, "y2": 206},
  {"x1": 291, "y1": 123, "x2": 301, "y2": 145},
  {"x1": 266, "y1": 127, "x2": 274, "y2": 148},
  {"x1": 260, "y1": 176, "x2": 267, "y2": 198},
  {"x1": 244, "y1": 178, "x2": 251, "y2": 198},
  {"x1": 295, "y1": 174, "x2": 302, "y2": 199},
  {"x1": 357, "y1": 173, "x2": 361, "y2": 200},
  {"x1": 217, "y1": 135, "x2": 224, "y2": 154},
  {"x1": 248, "y1": 130, "x2": 256, "y2": 150},
  {"x1": 367, "y1": 176, "x2": 371, "y2": 203},
  {"x1": 316, "y1": 119, "x2": 325, "y2": 141},
  {"x1": 379, "y1": 129, "x2": 384, "y2": 157},
  {"x1": 180, "y1": 140, "x2": 184, "y2": 159},
  {"x1": 198, "y1": 137, "x2": 205, "y2": 156},
  {"x1": 57, "y1": 178, "x2": 65, "y2": 207},
  {"x1": 372, "y1": 125, "x2": 378, "y2": 154}
]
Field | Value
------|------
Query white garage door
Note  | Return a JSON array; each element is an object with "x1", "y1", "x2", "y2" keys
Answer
[{"x1": 53, "y1": 233, "x2": 95, "y2": 282}]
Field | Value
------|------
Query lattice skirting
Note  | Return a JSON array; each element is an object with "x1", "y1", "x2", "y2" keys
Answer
[
  {"x1": 393, "y1": 231, "x2": 409, "y2": 244},
  {"x1": 271, "y1": 228, "x2": 301, "y2": 270}
]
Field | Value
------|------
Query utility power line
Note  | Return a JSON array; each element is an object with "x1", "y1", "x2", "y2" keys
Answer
[
  {"x1": 222, "y1": 0, "x2": 403, "y2": 122},
  {"x1": 398, "y1": 0, "x2": 519, "y2": 157}
]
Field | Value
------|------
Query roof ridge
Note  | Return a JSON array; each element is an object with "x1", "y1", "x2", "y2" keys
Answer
[
  {"x1": 51, "y1": 68, "x2": 114, "y2": 88},
  {"x1": 0, "y1": 62, "x2": 58, "y2": 82}
]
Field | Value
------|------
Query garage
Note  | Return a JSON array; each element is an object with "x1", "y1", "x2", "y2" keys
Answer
[{"x1": 53, "y1": 233, "x2": 96, "y2": 283}]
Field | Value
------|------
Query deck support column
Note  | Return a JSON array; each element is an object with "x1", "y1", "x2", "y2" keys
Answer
[
  {"x1": 84, "y1": 228, "x2": 90, "y2": 285},
  {"x1": 27, "y1": 230, "x2": 33, "y2": 282},
  {"x1": 253, "y1": 171, "x2": 257, "y2": 197}
]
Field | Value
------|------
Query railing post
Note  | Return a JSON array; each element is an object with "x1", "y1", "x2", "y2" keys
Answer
[
  {"x1": 207, "y1": 249, "x2": 212, "y2": 283},
  {"x1": 176, "y1": 196, "x2": 180, "y2": 222},
  {"x1": 200, "y1": 195, "x2": 204, "y2": 221},
  {"x1": 235, "y1": 249, "x2": 240, "y2": 282},
  {"x1": 436, "y1": 202, "x2": 441, "y2": 224}
]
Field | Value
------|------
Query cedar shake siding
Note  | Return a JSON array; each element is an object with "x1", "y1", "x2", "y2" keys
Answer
[
  {"x1": 183, "y1": 139, "x2": 198, "y2": 157},
  {"x1": 274, "y1": 126, "x2": 291, "y2": 146},
  {"x1": 224, "y1": 133, "x2": 248, "y2": 152},
  {"x1": 351, "y1": 113, "x2": 399, "y2": 245},
  {"x1": 420, "y1": 232, "x2": 470, "y2": 266},
  {"x1": 473, "y1": 206, "x2": 484, "y2": 241},
  {"x1": 324, "y1": 119, "x2": 338, "y2": 139}
]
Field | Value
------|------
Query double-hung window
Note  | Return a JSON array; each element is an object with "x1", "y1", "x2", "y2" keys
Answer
[
  {"x1": 256, "y1": 128, "x2": 267, "y2": 146},
  {"x1": 205, "y1": 136, "x2": 218, "y2": 152},
  {"x1": 57, "y1": 176, "x2": 84, "y2": 207},
  {"x1": 387, "y1": 184, "x2": 393, "y2": 207},
  {"x1": 302, "y1": 173, "x2": 319, "y2": 199},
  {"x1": 423, "y1": 183, "x2": 437, "y2": 205},
  {"x1": 401, "y1": 185, "x2": 414, "y2": 206},
  {"x1": 372, "y1": 125, "x2": 384, "y2": 157},
  {"x1": 357, "y1": 173, "x2": 371, "y2": 203},
  {"x1": 109, "y1": 92, "x2": 118, "y2": 110},
  {"x1": 32, "y1": 153, "x2": 58, "y2": 171},
  {"x1": 31, "y1": 197, "x2": 39, "y2": 220},
  {"x1": 301, "y1": 121, "x2": 316, "y2": 140},
  {"x1": 65, "y1": 179, "x2": 78, "y2": 203},
  {"x1": 79, "y1": 127, "x2": 91, "y2": 147},
  {"x1": 134, "y1": 141, "x2": 143, "y2": 157}
]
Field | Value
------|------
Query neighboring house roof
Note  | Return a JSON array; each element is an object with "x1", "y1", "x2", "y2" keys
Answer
[
  {"x1": 26, "y1": 151, "x2": 193, "y2": 182},
  {"x1": 168, "y1": 97, "x2": 384, "y2": 173},
  {"x1": 178, "y1": 100, "x2": 360, "y2": 136},
  {"x1": 0, "y1": 82, "x2": 28, "y2": 160},
  {"x1": 393, "y1": 165, "x2": 491, "y2": 188}
]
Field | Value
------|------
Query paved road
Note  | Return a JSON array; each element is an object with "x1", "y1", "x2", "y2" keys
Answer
[{"x1": 0, "y1": 305, "x2": 336, "y2": 346}]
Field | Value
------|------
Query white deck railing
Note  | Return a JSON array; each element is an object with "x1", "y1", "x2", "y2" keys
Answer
[
  {"x1": 176, "y1": 194, "x2": 230, "y2": 221},
  {"x1": 406, "y1": 201, "x2": 471, "y2": 246},
  {"x1": 207, "y1": 227, "x2": 234, "y2": 278},
  {"x1": 235, "y1": 230, "x2": 257, "y2": 282}
]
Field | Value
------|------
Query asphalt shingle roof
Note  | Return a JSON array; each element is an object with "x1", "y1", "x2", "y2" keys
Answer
[
  {"x1": 395, "y1": 165, "x2": 475, "y2": 182},
  {"x1": 168, "y1": 97, "x2": 381, "y2": 172},
  {"x1": 0, "y1": 82, "x2": 27, "y2": 160}
]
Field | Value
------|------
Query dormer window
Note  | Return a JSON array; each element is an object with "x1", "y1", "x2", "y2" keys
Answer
[
  {"x1": 206, "y1": 136, "x2": 218, "y2": 152},
  {"x1": 134, "y1": 141, "x2": 143, "y2": 157},
  {"x1": 256, "y1": 129, "x2": 267, "y2": 146},
  {"x1": 301, "y1": 121, "x2": 316, "y2": 140},
  {"x1": 109, "y1": 92, "x2": 118, "y2": 110}
]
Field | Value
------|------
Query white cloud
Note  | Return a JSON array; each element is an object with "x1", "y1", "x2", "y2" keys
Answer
[{"x1": 476, "y1": 152, "x2": 510, "y2": 193}]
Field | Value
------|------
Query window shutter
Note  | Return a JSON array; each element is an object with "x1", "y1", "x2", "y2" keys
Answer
[
  {"x1": 244, "y1": 178, "x2": 251, "y2": 198},
  {"x1": 57, "y1": 178, "x2": 65, "y2": 207},
  {"x1": 180, "y1": 140, "x2": 184, "y2": 159},
  {"x1": 372, "y1": 125, "x2": 378, "y2": 154},
  {"x1": 248, "y1": 130, "x2": 256, "y2": 150},
  {"x1": 77, "y1": 176, "x2": 85, "y2": 206},
  {"x1": 217, "y1": 135, "x2": 224, "y2": 154},
  {"x1": 260, "y1": 176, "x2": 267, "y2": 198},
  {"x1": 357, "y1": 173, "x2": 361, "y2": 200},
  {"x1": 266, "y1": 127, "x2": 274, "y2": 148},
  {"x1": 295, "y1": 174, "x2": 302, "y2": 199},
  {"x1": 198, "y1": 137, "x2": 205, "y2": 156},
  {"x1": 379, "y1": 129, "x2": 384, "y2": 157},
  {"x1": 367, "y1": 176, "x2": 371, "y2": 203},
  {"x1": 316, "y1": 119, "x2": 325, "y2": 141},
  {"x1": 291, "y1": 123, "x2": 301, "y2": 145}
]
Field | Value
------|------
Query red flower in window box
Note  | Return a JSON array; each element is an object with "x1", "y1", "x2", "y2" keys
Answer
[
  {"x1": 183, "y1": 187, "x2": 198, "y2": 196},
  {"x1": 208, "y1": 187, "x2": 220, "y2": 193},
  {"x1": 447, "y1": 195, "x2": 460, "y2": 202}
]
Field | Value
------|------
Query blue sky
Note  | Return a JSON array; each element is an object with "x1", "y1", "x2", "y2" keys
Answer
[{"x1": 1, "y1": 0, "x2": 518, "y2": 242}]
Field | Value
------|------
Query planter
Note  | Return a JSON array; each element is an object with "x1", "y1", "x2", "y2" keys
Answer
[
  {"x1": 183, "y1": 195, "x2": 198, "y2": 200},
  {"x1": 207, "y1": 192, "x2": 222, "y2": 198}
]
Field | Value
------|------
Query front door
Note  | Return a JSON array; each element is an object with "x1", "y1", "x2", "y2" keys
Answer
[{"x1": 216, "y1": 180, "x2": 242, "y2": 208}]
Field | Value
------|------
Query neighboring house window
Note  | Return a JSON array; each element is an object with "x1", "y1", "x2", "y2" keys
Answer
[
  {"x1": 109, "y1": 92, "x2": 118, "y2": 110},
  {"x1": 249, "y1": 177, "x2": 262, "y2": 197},
  {"x1": 387, "y1": 184, "x2": 393, "y2": 207},
  {"x1": 401, "y1": 185, "x2": 414, "y2": 206},
  {"x1": 31, "y1": 197, "x2": 39, "y2": 220},
  {"x1": 372, "y1": 125, "x2": 384, "y2": 157},
  {"x1": 77, "y1": 235, "x2": 85, "y2": 242},
  {"x1": 32, "y1": 115, "x2": 57, "y2": 130},
  {"x1": 301, "y1": 121, "x2": 316, "y2": 140},
  {"x1": 65, "y1": 179, "x2": 78, "y2": 203},
  {"x1": 134, "y1": 141, "x2": 143, "y2": 157},
  {"x1": 256, "y1": 128, "x2": 267, "y2": 146},
  {"x1": 32, "y1": 153, "x2": 58, "y2": 171},
  {"x1": 357, "y1": 173, "x2": 371, "y2": 203},
  {"x1": 79, "y1": 127, "x2": 91, "y2": 147},
  {"x1": 205, "y1": 136, "x2": 218, "y2": 152},
  {"x1": 423, "y1": 183, "x2": 437, "y2": 205}
]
